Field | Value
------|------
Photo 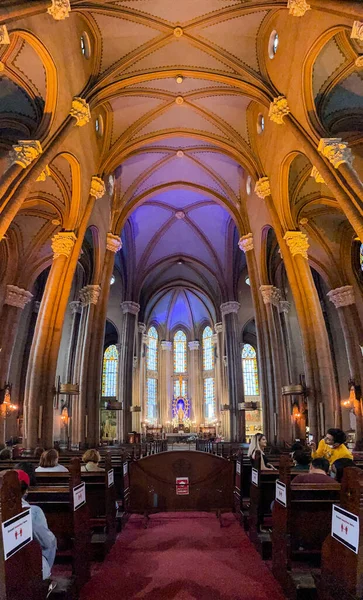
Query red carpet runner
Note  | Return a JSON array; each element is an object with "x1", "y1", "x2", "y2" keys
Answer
[{"x1": 81, "y1": 512, "x2": 285, "y2": 600}]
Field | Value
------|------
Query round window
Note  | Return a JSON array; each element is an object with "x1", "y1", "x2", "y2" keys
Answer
[
  {"x1": 95, "y1": 115, "x2": 104, "y2": 137},
  {"x1": 80, "y1": 32, "x2": 91, "y2": 59},
  {"x1": 268, "y1": 30, "x2": 279, "y2": 59},
  {"x1": 257, "y1": 113, "x2": 265, "y2": 134},
  {"x1": 246, "y1": 175, "x2": 252, "y2": 195}
]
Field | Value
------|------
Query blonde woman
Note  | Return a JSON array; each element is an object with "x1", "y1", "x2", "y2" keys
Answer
[
  {"x1": 248, "y1": 433, "x2": 276, "y2": 470},
  {"x1": 81, "y1": 449, "x2": 104, "y2": 472}
]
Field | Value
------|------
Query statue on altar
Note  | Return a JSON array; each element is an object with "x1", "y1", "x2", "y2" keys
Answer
[
  {"x1": 172, "y1": 376, "x2": 191, "y2": 429},
  {"x1": 177, "y1": 399, "x2": 186, "y2": 423}
]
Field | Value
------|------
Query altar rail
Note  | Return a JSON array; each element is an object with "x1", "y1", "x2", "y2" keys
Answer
[{"x1": 195, "y1": 440, "x2": 243, "y2": 457}]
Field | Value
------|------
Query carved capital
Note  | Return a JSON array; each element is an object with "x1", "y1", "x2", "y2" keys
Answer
[
  {"x1": 327, "y1": 286, "x2": 355, "y2": 308},
  {"x1": 310, "y1": 166, "x2": 325, "y2": 184},
  {"x1": 351, "y1": 21, "x2": 363, "y2": 42},
  {"x1": 279, "y1": 300, "x2": 291, "y2": 314},
  {"x1": 260, "y1": 285, "x2": 281, "y2": 307},
  {"x1": 121, "y1": 301, "x2": 140, "y2": 315},
  {"x1": 215, "y1": 322, "x2": 223, "y2": 334},
  {"x1": 79, "y1": 284, "x2": 101, "y2": 306},
  {"x1": 69, "y1": 300, "x2": 81, "y2": 315},
  {"x1": 51, "y1": 231, "x2": 77, "y2": 259},
  {"x1": 238, "y1": 233, "x2": 254, "y2": 253},
  {"x1": 47, "y1": 0, "x2": 71, "y2": 20},
  {"x1": 188, "y1": 341, "x2": 199, "y2": 351},
  {"x1": 142, "y1": 334, "x2": 149, "y2": 346},
  {"x1": 138, "y1": 322, "x2": 146, "y2": 334},
  {"x1": 0, "y1": 26, "x2": 10, "y2": 45},
  {"x1": 318, "y1": 138, "x2": 353, "y2": 169},
  {"x1": 90, "y1": 176, "x2": 105, "y2": 199},
  {"x1": 355, "y1": 56, "x2": 363, "y2": 68},
  {"x1": 287, "y1": 0, "x2": 311, "y2": 16},
  {"x1": 106, "y1": 233, "x2": 122, "y2": 253},
  {"x1": 283, "y1": 231, "x2": 309, "y2": 259},
  {"x1": 220, "y1": 301, "x2": 240, "y2": 316},
  {"x1": 254, "y1": 177, "x2": 271, "y2": 199},
  {"x1": 70, "y1": 97, "x2": 91, "y2": 127},
  {"x1": 12, "y1": 140, "x2": 42, "y2": 168},
  {"x1": 5, "y1": 285, "x2": 33, "y2": 309},
  {"x1": 36, "y1": 165, "x2": 51, "y2": 182},
  {"x1": 268, "y1": 96, "x2": 290, "y2": 124},
  {"x1": 161, "y1": 341, "x2": 172, "y2": 351}
]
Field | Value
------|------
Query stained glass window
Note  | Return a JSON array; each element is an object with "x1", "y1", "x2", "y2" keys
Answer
[
  {"x1": 102, "y1": 345, "x2": 118, "y2": 397},
  {"x1": 203, "y1": 326, "x2": 214, "y2": 371},
  {"x1": 204, "y1": 377, "x2": 215, "y2": 419},
  {"x1": 242, "y1": 344, "x2": 259, "y2": 396},
  {"x1": 147, "y1": 326, "x2": 158, "y2": 371},
  {"x1": 174, "y1": 379, "x2": 187, "y2": 398},
  {"x1": 174, "y1": 330, "x2": 186, "y2": 373},
  {"x1": 360, "y1": 243, "x2": 363, "y2": 272},
  {"x1": 146, "y1": 378, "x2": 157, "y2": 420}
]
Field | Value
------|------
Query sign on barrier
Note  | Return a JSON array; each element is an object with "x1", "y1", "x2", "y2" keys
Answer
[
  {"x1": 108, "y1": 469, "x2": 114, "y2": 488},
  {"x1": 176, "y1": 477, "x2": 189, "y2": 495},
  {"x1": 275, "y1": 480, "x2": 287, "y2": 507},
  {"x1": 251, "y1": 468, "x2": 259, "y2": 486},
  {"x1": 236, "y1": 461, "x2": 241, "y2": 475},
  {"x1": 332, "y1": 505, "x2": 359, "y2": 554},
  {"x1": 2, "y1": 509, "x2": 32, "y2": 560},
  {"x1": 123, "y1": 462, "x2": 128, "y2": 476},
  {"x1": 73, "y1": 482, "x2": 86, "y2": 511}
]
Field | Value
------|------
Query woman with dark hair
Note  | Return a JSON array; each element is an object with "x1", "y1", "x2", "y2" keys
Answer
[
  {"x1": 310, "y1": 428, "x2": 353, "y2": 465},
  {"x1": 331, "y1": 458, "x2": 355, "y2": 483},
  {"x1": 35, "y1": 449, "x2": 68, "y2": 472},
  {"x1": 15, "y1": 461, "x2": 37, "y2": 486}
]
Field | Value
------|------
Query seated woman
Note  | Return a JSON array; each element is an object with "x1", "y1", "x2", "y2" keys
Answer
[
  {"x1": 81, "y1": 449, "x2": 104, "y2": 472},
  {"x1": 310, "y1": 428, "x2": 353, "y2": 465},
  {"x1": 248, "y1": 433, "x2": 276, "y2": 470},
  {"x1": 35, "y1": 449, "x2": 68, "y2": 472},
  {"x1": 331, "y1": 457, "x2": 354, "y2": 482}
]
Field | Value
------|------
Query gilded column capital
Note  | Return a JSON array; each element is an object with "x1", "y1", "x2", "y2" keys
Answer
[
  {"x1": 90, "y1": 176, "x2": 105, "y2": 199},
  {"x1": 69, "y1": 300, "x2": 81, "y2": 314},
  {"x1": 188, "y1": 341, "x2": 200, "y2": 351},
  {"x1": 161, "y1": 341, "x2": 172, "y2": 351},
  {"x1": 79, "y1": 284, "x2": 101, "y2": 306},
  {"x1": 238, "y1": 233, "x2": 254, "y2": 253},
  {"x1": 5, "y1": 285, "x2": 33, "y2": 309},
  {"x1": 268, "y1": 96, "x2": 290, "y2": 124},
  {"x1": 318, "y1": 138, "x2": 353, "y2": 169},
  {"x1": 254, "y1": 177, "x2": 271, "y2": 199},
  {"x1": 106, "y1": 233, "x2": 122, "y2": 253},
  {"x1": 220, "y1": 301, "x2": 240, "y2": 316},
  {"x1": 260, "y1": 285, "x2": 281, "y2": 307},
  {"x1": 310, "y1": 166, "x2": 325, "y2": 184},
  {"x1": 70, "y1": 97, "x2": 91, "y2": 127},
  {"x1": 355, "y1": 56, "x2": 363, "y2": 68},
  {"x1": 0, "y1": 26, "x2": 10, "y2": 45},
  {"x1": 138, "y1": 322, "x2": 146, "y2": 334},
  {"x1": 287, "y1": 0, "x2": 311, "y2": 16},
  {"x1": 12, "y1": 140, "x2": 42, "y2": 168},
  {"x1": 283, "y1": 231, "x2": 309, "y2": 259},
  {"x1": 279, "y1": 300, "x2": 291, "y2": 314},
  {"x1": 121, "y1": 301, "x2": 140, "y2": 315},
  {"x1": 351, "y1": 21, "x2": 363, "y2": 42},
  {"x1": 36, "y1": 165, "x2": 51, "y2": 182},
  {"x1": 215, "y1": 322, "x2": 223, "y2": 334},
  {"x1": 47, "y1": 0, "x2": 71, "y2": 20},
  {"x1": 51, "y1": 231, "x2": 77, "y2": 259},
  {"x1": 327, "y1": 286, "x2": 355, "y2": 308}
]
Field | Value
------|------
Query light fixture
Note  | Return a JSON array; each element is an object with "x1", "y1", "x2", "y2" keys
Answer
[
  {"x1": 245, "y1": 277, "x2": 250, "y2": 286},
  {"x1": 110, "y1": 274, "x2": 115, "y2": 285},
  {"x1": 176, "y1": 75, "x2": 183, "y2": 84},
  {"x1": 177, "y1": 259, "x2": 183, "y2": 265}
]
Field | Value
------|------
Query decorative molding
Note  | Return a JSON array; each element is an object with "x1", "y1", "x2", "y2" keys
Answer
[
  {"x1": 90, "y1": 176, "x2": 105, "y2": 199},
  {"x1": 176, "y1": 150, "x2": 184, "y2": 157},
  {"x1": 106, "y1": 233, "x2": 122, "y2": 253},
  {"x1": 51, "y1": 231, "x2": 77, "y2": 259},
  {"x1": 0, "y1": 26, "x2": 10, "y2": 45},
  {"x1": 69, "y1": 300, "x2": 81, "y2": 315},
  {"x1": 175, "y1": 96, "x2": 184, "y2": 105},
  {"x1": 12, "y1": 140, "x2": 42, "y2": 168},
  {"x1": 121, "y1": 301, "x2": 140, "y2": 315},
  {"x1": 327, "y1": 286, "x2": 355, "y2": 308},
  {"x1": 79, "y1": 285, "x2": 101, "y2": 306},
  {"x1": 355, "y1": 56, "x2": 363, "y2": 68},
  {"x1": 174, "y1": 27, "x2": 183, "y2": 38},
  {"x1": 283, "y1": 231, "x2": 309, "y2": 259},
  {"x1": 188, "y1": 341, "x2": 199, "y2": 351},
  {"x1": 254, "y1": 177, "x2": 271, "y2": 199},
  {"x1": 161, "y1": 341, "x2": 172, "y2": 351},
  {"x1": 36, "y1": 165, "x2": 51, "y2": 182},
  {"x1": 310, "y1": 166, "x2": 325, "y2": 184},
  {"x1": 175, "y1": 210, "x2": 185, "y2": 219},
  {"x1": 138, "y1": 322, "x2": 146, "y2": 334},
  {"x1": 351, "y1": 21, "x2": 363, "y2": 42},
  {"x1": 260, "y1": 285, "x2": 281, "y2": 307},
  {"x1": 238, "y1": 233, "x2": 254, "y2": 253},
  {"x1": 142, "y1": 334, "x2": 149, "y2": 346},
  {"x1": 70, "y1": 97, "x2": 91, "y2": 127},
  {"x1": 5, "y1": 285, "x2": 33, "y2": 309},
  {"x1": 220, "y1": 403, "x2": 230, "y2": 411},
  {"x1": 220, "y1": 301, "x2": 240, "y2": 316},
  {"x1": 47, "y1": 0, "x2": 71, "y2": 20},
  {"x1": 287, "y1": 0, "x2": 311, "y2": 16},
  {"x1": 130, "y1": 405, "x2": 141, "y2": 412},
  {"x1": 215, "y1": 322, "x2": 223, "y2": 334},
  {"x1": 279, "y1": 300, "x2": 291, "y2": 314},
  {"x1": 318, "y1": 138, "x2": 353, "y2": 169},
  {"x1": 268, "y1": 96, "x2": 290, "y2": 124},
  {"x1": 0, "y1": 62, "x2": 5, "y2": 72}
]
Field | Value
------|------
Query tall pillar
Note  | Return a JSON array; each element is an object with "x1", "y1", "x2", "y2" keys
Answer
[
  {"x1": 66, "y1": 300, "x2": 82, "y2": 444},
  {"x1": 131, "y1": 323, "x2": 146, "y2": 432},
  {"x1": 214, "y1": 323, "x2": 230, "y2": 439},
  {"x1": 160, "y1": 341, "x2": 172, "y2": 428},
  {"x1": 188, "y1": 341, "x2": 201, "y2": 426},
  {"x1": 119, "y1": 301, "x2": 139, "y2": 441},
  {"x1": 220, "y1": 302, "x2": 245, "y2": 442},
  {"x1": 327, "y1": 285, "x2": 363, "y2": 439}
]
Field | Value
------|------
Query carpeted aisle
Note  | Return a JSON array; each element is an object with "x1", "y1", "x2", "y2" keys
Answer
[{"x1": 80, "y1": 512, "x2": 285, "y2": 600}]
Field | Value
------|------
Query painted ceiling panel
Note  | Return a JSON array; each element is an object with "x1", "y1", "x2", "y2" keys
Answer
[
  {"x1": 312, "y1": 36, "x2": 346, "y2": 99},
  {"x1": 198, "y1": 11, "x2": 268, "y2": 72},
  {"x1": 185, "y1": 289, "x2": 212, "y2": 323},
  {"x1": 188, "y1": 204, "x2": 229, "y2": 263},
  {"x1": 192, "y1": 95, "x2": 250, "y2": 142},
  {"x1": 13, "y1": 40, "x2": 46, "y2": 100},
  {"x1": 151, "y1": 189, "x2": 209, "y2": 208},
  {"x1": 0, "y1": 76, "x2": 37, "y2": 118},
  {"x1": 323, "y1": 74, "x2": 363, "y2": 120},
  {"x1": 190, "y1": 151, "x2": 241, "y2": 197},
  {"x1": 168, "y1": 291, "x2": 193, "y2": 330},
  {"x1": 143, "y1": 137, "x2": 213, "y2": 149},
  {"x1": 126, "y1": 77, "x2": 234, "y2": 95},
  {"x1": 121, "y1": 152, "x2": 170, "y2": 196},
  {"x1": 110, "y1": 96, "x2": 166, "y2": 144},
  {"x1": 91, "y1": 13, "x2": 159, "y2": 73},
  {"x1": 12, "y1": 214, "x2": 47, "y2": 252},
  {"x1": 131, "y1": 204, "x2": 173, "y2": 262},
  {"x1": 113, "y1": 0, "x2": 241, "y2": 24},
  {"x1": 34, "y1": 175, "x2": 65, "y2": 205},
  {"x1": 148, "y1": 290, "x2": 173, "y2": 325}
]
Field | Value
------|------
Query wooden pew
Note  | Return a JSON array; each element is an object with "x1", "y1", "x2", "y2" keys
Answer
[
  {"x1": 248, "y1": 452, "x2": 279, "y2": 558},
  {"x1": 0, "y1": 470, "x2": 47, "y2": 600},
  {"x1": 27, "y1": 458, "x2": 91, "y2": 597},
  {"x1": 317, "y1": 466, "x2": 363, "y2": 600},
  {"x1": 272, "y1": 455, "x2": 340, "y2": 600}
]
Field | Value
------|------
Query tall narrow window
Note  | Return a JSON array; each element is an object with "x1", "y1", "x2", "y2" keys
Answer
[
  {"x1": 147, "y1": 326, "x2": 158, "y2": 370},
  {"x1": 174, "y1": 330, "x2": 186, "y2": 373},
  {"x1": 146, "y1": 326, "x2": 158, "y2": 423},
  {"x1": 146, "y1": 378, "x2": 157, "y2": 420},
  {"x1": 360, "y1": 243, "x2": 363, "y2": 272},
  {"x1": 174, "y1": 378, "x2": 187, "y2": 398},
  {"x1": 202, "y1": 326, "x2": 214, "y2": 371},
  {"x1": 204, "y1": 378, "x2": 215, "y2": 419},
  {"x1": 102, "y1": 345, "x2": 119, "y2": 397},
  {"x1": 242, "y1": 344, "x2": 259, "y2": 396}
]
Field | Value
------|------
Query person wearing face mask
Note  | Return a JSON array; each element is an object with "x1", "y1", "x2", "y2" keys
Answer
[{"x1": 309, "y1": 428, "x2": 353, "y2": 465}]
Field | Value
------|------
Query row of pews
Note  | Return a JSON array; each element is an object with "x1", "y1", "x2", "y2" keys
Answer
[{"x1": 234, "y1": 452, "x2": 363, "y2": 600}]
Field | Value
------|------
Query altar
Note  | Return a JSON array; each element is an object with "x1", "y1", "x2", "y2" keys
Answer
[{"x1": 165, "y1": 432, "x2": 194, "y2": 443}]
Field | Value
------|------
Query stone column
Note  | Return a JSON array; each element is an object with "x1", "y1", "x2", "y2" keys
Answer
[
  {"x1": 131, "y1": 323, "x2": 146, "y2": 432},
  {"x1": 220, "y1": 301, "x2": 245, "y2": 442},
  {"x1": 119, "y1": 301, "x2": 139, "y2": 441},
  {"x1": 327, "y1": 285, "x2": 363, "y2": 439},
  {"x1": 159, "y1": 341, "x2": 172, "y2": 428},
  {"x1": 66, "y1": 300, "x2": 82, "y2": 444},
  {"x1": 188, "y1": 341, "x2": 201, "y2": 426}
]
